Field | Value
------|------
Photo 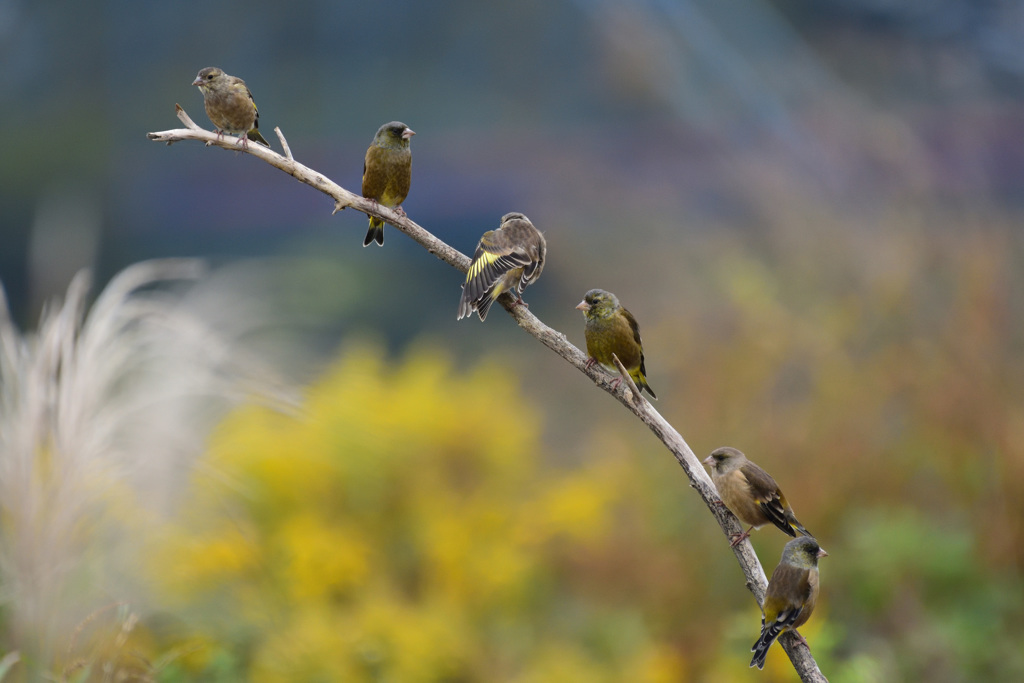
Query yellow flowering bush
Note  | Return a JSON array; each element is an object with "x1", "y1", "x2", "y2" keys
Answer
[{"x1": 149, "y1": 342, "x2": 684, "y2": 682}]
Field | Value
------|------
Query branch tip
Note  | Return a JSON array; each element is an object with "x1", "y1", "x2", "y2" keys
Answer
[
  {"x1": 274, "y1": 126, "x2": 294, "y2": 161},
  {"x1": 176, "y1": 106, "x2": 203, "y2": 131}
]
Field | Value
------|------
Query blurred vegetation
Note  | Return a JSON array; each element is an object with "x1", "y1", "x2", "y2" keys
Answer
[
  {"x1": 143, "y1": 344, "x2": 689, "y2": 682},
  {"x1": 125, "y1": 206, "x2": 1020, "y2": 682},
  {"x1": 1, "y1": 207, "x2": 1022, "y2": 681},
  {"x1": 0, "y1": 195, "x2": 980, "y2": 680},
  {"x1": 4, "y1": 1, "x2": 1024, "y2": 681}
]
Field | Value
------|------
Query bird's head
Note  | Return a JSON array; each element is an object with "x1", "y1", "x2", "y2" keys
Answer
[
  {"x1": 192, "y1": 66, "x2": 225, "y2": 90},
  {"x1": 500, "y1": 212, "x2": 529, "y2": 226},
  {"x1": 783, "y1": 536, "x2": 828, "y2": 568},
  {"x1": 375, "y1": 121, "x2": 416, "y2": 149},
  {"x1": 703, "y1": 446, "x2": 746, "y2": 474},
  {"x1": 576, "y1": 289, "x2": 619, "y2": 320}
]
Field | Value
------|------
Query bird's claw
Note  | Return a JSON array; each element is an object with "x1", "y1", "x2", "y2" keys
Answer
[
  {"x1": 729, "y1": 531, "x2": 751, "y2": 547},
  {"x1": 789, "y1": 631, "x2": 809, "y2": 648}
]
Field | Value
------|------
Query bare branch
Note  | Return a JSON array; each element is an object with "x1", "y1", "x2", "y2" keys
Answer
[
  {"x1": 174, "y1": 103, "x2": 200, "y2": 130},
  {"x1": 147, "y1": 108, "x2": 829, "y2": 682},
  {"x1": 274, "y1": 126, "x2": 293, "y2": 162}
]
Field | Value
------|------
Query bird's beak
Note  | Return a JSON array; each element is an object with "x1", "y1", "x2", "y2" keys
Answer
[
  {"x1": 403, "y1": 128, "x2": 416, "y2": 140},
  {"x1": 817, "y1": 548, "x2": 829, "y2": 558},
  {"x1": 702, "y1": 455, "x2": 713, "y2": 466},
  {"x1": 192, "y1": 78, "x2": 203, "y2": 86},
  {"x1": 575, "y1": 300, "x2": 590, "y2": 312}
]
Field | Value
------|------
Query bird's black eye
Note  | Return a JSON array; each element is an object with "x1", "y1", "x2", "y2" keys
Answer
[{"x1": 206, "y1": 73, "x2": 214, "y2": 80}]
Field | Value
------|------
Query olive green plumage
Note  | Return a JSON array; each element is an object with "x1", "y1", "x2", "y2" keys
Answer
[
  {"x1": 750, "y1": 536, "x2": 827, "y2": 669},
  {"x1": 457, "y1": 212, "x2": 546, "y2": 321},
  {"x1": 703, "y1": 446, "x2": 812, "y2": 547},
  {"x1": 192, "y1": 67, "x2": 269, "y2": 148},
  {"x1": 361, "y1": 121, "x2": 415, "y2": 246},
  {"x1": 576, "y1": 289, "x2": 656, "y2": 399}
]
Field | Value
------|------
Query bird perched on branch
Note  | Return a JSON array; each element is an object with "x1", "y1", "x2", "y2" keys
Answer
[
  {"x1": 457, "y1": 212, "x2": 546, "y2": 321},
  {"x1": 576, "y1": 289, "x2": 656, "y2": 399},
  {"x1": 703, "y1": 446, "x2": 812, "y2": 547},
  {"x1": 192, "y1": 67, "x2": 269, "y2": 148},
  {"x1": 750, "y1": 536, "x2": 827, "y2": 669},
  {"x1": 361, "y1": 121, "x2": 415, "y2": 246}
]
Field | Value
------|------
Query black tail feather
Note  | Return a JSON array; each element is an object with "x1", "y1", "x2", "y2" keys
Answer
[{"x1": 364, "y1": 218, "x2": 385, "y2": 247}]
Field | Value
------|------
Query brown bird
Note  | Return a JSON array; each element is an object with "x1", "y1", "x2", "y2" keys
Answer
[
  {"x1": 576, "y1": 289, "x2": 656, "y2": 399},
  {"x1": 361, "y1": 121, "x2": 414, "y2": 246},
  {"x1": 750, "y1": 536, "x2": 827, "y2": 669},
  {"x1": 191, "y1": 67, "x2": 269, "y2": 148},
  {"x1": 457, "y1": 212, "x2": 546, "y2": 321},
  {"x1": 703, "y1": 446, "x2": 812, "y2": 547}
]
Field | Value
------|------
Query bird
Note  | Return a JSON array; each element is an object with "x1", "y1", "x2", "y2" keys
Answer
[
  {"x1": 192, "y1": 67, "x2": 269, "y2": 148},
  {"x1": 361, "y1": 121, "x2": 414, "y2": 246},
  {"x1": 576, "y1": 289, "x2": 656, "y2": 399},
  {"x1": 457, "y1": 212, "x2": 546, "y2": 322},
  {"x1": 703, "y1": 446, "x2": 812, "y2": 547},
  {"x1": 750, "y1": 536, "x2": 828, "y2": 669}
]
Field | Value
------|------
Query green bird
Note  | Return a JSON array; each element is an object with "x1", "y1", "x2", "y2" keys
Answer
[
  {"x1": 576, "y1": 289, "x2": 656, "y2": 399},
  {"x1": 457, "y1": 212, "x2": 546, "y2": 321},
  {"x1": 750, "y1": 536, "x2": 827, "y2": 669},
  {"x1": 703, "y1": 446, "x2": 813, "y2": 547},
  {"x1": 361, "y1": 121, "x2": 415, "y2": 246},
  {"x1": 192, "y1": 67, "x2": 269, "y2": 148}
]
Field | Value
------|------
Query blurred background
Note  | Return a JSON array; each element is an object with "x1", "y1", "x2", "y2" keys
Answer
[{"x1": 2, "y1": 0, "x2": 1024, "y2": 681}]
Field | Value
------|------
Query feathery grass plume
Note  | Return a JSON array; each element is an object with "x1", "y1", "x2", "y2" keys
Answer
[{"x1": 0, "y1": 260, "x2": 292, "y2": 679}]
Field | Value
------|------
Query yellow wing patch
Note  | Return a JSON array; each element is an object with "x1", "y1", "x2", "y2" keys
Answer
[{"x1": 466, "y1": 251, "x2": 503, "y2": 282}]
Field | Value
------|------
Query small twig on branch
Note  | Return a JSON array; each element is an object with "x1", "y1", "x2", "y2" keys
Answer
[
  {"x1": 274, "y1": 126, "x2": 293, "y2": 162},
  {"x1": 610, "y1": 352, "x2": 643, "y2": 406},
  {"x1": 147, "y1": 108, "x2": 828, "y2": 682}
]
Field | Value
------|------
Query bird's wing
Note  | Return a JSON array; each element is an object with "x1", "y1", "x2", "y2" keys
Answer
[
  {"x1": 363, "y1": 146, "x2": 387, "y2": 197},
  {"x1": 462, "y1": 230, "x2": 533, "y2": 301},
  {"x1": 765, "y1": 563, "x2": 812, "y2": 632},
  {"x1": 742, "y1": 464, "x2": 796, "y2": 537},
  {"x1": 620, "y1": 308, "x2": 641, "y2": 344}
]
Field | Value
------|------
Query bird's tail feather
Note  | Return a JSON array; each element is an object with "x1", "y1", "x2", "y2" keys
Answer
[
  {"x1": 749, "y1": 626, "x2": 781, "y2": 669},
  {"x1": 247, "y1": 129, "x2": 270, "y2": 147},
  {"x1": 786, "y1": 512, "x2": 812, "y2": 539},
  {"x1": 636, "y1": 374, "x2": 657, "y2": 400},
  {"x1": 456, "y1": 286, "x2": 473, "y2": 321},
  {"x1": 364, "y1": 219, "x2": 385, "y2": 247},
  {"x1": 474, "y1": 291, "x2": 495, "y2": 321}
]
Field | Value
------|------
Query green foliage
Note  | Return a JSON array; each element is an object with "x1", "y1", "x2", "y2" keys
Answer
[{"x1": 823, "y1": 510, "x2": 1024, "y2": 682}]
